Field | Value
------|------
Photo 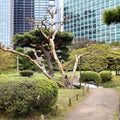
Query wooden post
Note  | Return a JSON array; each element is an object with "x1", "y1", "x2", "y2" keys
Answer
[
  {"x1": 87, "y1": 86, "x2": 89, "y2": 92},
  {"x1": 41, "y1": 114, "x2": 44, "y2": 120},
  {"x1": 119, "y1": 104, "x2": 120, "y2": 113},
  {"x1": 76, "y1": 94, "x2": 78, "y2": 101},
  {"x1": 69, "y1": 98, "x2": 72, "y2": 106},
  {"x1": 82, "y1": 89, "x2": 84, "y2": 96},
  {"x1": 55, "y1": 105, "x2": 58, "y2": 115}
]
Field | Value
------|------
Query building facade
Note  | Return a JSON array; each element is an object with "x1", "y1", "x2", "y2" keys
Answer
[
  {"x1": 14, "y1": 0, "x2": 34, "y2": 34},
  {"x1": 34, "y1": 0, "x2": 55, "y2": 24},
  {"x1": 0, "y1": 0, "x2": 14, "y2": 46},
  {"x1": 0, "y1": 0, "x2": 60, "y2": 46},
  {"x1": 64, "y1": 0, "x2": 120, "y2": 43}
]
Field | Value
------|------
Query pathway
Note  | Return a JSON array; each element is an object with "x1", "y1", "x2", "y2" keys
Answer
[{"x1": 64, "y1": 88, "x2": 119, "y2": 120}]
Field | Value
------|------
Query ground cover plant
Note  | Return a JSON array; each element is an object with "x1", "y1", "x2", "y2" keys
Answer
[{"x1": 0, "y1": 78, "x2": 58, "y2": 117}]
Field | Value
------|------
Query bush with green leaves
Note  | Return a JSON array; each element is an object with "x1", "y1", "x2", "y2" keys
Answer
[
  {"x1": 20, "y1": 70, "x2": 34, "y2": 77},
  {"x1": 0, "y1": 79, "x2": 58, "y2": 116},
  {"x1": 99, "y1": 71, "x2": 112, "y2": 83},
  {"x1": 81, "y1": 71, "x2": 101, "y2": 84}
]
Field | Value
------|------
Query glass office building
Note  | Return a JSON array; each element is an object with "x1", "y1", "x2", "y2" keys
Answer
[
  {"x1": 14, "y1": 0, "x2": 34, "y2": 34},
  {"x1": 34, "y1": 0, "x2": 55, "y2": 23},
  {"x1": 64, "y1": 0, "x2": 120, "y2": 43},
  {"x1": 0, "y1": 0, "x2": 14, "y2": 46}
]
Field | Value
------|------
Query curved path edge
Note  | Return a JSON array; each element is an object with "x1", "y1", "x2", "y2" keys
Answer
[{"x1": 64, "y1": 88, "x2": 119, "y2": 120}]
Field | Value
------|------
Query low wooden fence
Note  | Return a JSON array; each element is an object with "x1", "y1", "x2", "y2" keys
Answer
[{"x1": 40, "y1": 87, "x2": 89, "y2": 120}]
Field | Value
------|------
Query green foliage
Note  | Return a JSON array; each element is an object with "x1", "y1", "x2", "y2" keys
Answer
[
  {"x1": 14, "y1": 29, "x2": 74, "y2": 76},
  {"x1": 64, "y1": 44, "x2": 120, "y2": 72},
  {"x1": 16, "y1": 48, "x2": 38, "y2": 71},
  {"x1": 81, "y1": 71, "x2": 101, "y2": 84},
  {"x1": 14, "y1": 29, "x2": 73, "y2": 62},
  {"x1": 0, "y1": 79, "x2": 58, "y2": 116},
  {"x1": 103, "y1": 6, "x2": 120, "y2": 25},
  {"x1": 100, "y1": 71, "x2": 112, "y2": 83},
  {"x1": 20, "y1": 70, "x2": 34, "y2": 77},
  {"x1": 0, "y1": 50, "x2": 15, "y2": 72},
  {"x1": 110, "y1": 41, "x2": 120, "y2": 47}
]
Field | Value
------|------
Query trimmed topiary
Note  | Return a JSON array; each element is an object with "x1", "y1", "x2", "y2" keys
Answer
[
  {"x1": 0, "y1": 79, "x2": 58, "y2": 116},
  {"x1": 81, "y1": 71, "x2": 101, "y2": 84},
  {"x1": 99, "y1": 71, "x2": 112, "y2": 83},
  {"x1": 20, "y1": 70, "x2": 33, "y2": 77}
]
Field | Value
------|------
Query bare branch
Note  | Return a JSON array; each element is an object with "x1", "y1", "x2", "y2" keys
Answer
[
  {"x1": 37, "y1": 26, "x2": 48, "y2": 39},
  {"x1": 41, "y1": 18, "x2": 48, "y2": 29},
  {"x1": 70, "y1": 52, "x2": 91, "y2": 84},
  {"x1": 0, "y1": 46, "x2": 53, "y2": 80}
]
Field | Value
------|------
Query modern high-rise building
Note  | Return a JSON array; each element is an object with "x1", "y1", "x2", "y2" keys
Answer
[
  {"x1": 34, "y1": 0, "x2": 55, "y2": 23},
  {"x1": 0, "y1": 0, "x2": 60, "y2": 46},
  {"x1": 55, "y1": 0, "x2": 64, "y2": 31},
  {"x1": 14, "y1": 0, "x2": 34, "y2": 34},
  {"x1": 0, "y1": 0, "x2": 14, "y2": 46},
  {"x1": 64, "y1": 0, "x2": 120, "y2": 43}
]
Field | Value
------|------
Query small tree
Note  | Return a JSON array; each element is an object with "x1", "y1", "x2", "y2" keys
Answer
[
  {"x1": 103, "y1": 6, "x2": 120, "y2": 25},
  {"x1": 0, "y1": 8, "x2": 89, "y2": 88},
  {"x1": 14, "y1": 29, "x2": 73, "y2": 77}
]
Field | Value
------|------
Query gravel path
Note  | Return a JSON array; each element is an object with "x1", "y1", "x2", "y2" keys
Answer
[{"x1": 64, "y1": 88, "x2": 119, "y2": 120}]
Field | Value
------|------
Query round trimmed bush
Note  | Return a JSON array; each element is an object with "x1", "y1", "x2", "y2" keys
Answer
[
  {"x1": 0, "y1": 79, "x2": 58, "y2": 116},
  {"x1": 100, "y1": 71, "x2": 112, "y2": 83},
  {"x1": 81, "y1": 71, "x2": 101, "y2": 84},
  {"x1": 20, "y1": 70, "x2": 33, "y2": 77}
]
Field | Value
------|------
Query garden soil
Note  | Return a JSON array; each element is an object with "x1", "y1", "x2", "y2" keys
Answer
[{"x1": 64, "y1": 88, "x2": 119, "y2": 120}]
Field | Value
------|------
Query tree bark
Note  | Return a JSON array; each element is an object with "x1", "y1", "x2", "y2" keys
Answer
[
  {"x1": 49, "y1": 38, "x2": 72, "y2": 87},
  {"x1": 70, "y1": 52, "x2": 90, "y2": 84},
  {"x1": 45, "y1": 52, "x2": 54, "y2": 78},
  {"x1": 40, "y1": 46, "x2": 54, "y2": 78}
]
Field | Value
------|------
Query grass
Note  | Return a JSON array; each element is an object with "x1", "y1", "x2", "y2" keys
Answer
[
  {"x1": 47, "y1": 88, "x2": 88, "y2": 120},
  {"x1": 112, "y1": 87, "x2": 120, "y2": 120},
  {"x1": 101, "y1": 75, "x2": 120, "y2": 88}
]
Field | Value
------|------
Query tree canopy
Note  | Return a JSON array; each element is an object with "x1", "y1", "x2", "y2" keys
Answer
[
  {"x1": 63, "y1": 44, "x2": 120, "y2": 72},
  {"x1": 103, "y1": 6, "x2": 120, "y2": 25},
  {"x1": 14, "y1": 28, "x2": 74, "y2": 77}
]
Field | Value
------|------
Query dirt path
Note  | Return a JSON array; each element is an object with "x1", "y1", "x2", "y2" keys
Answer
[{"x1": 64, "y1": 88, "x2": 119, "y2": 120}]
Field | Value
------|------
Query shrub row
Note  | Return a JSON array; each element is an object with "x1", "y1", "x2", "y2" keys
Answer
[
  {"x1": 81, "y1": 71, "x2": 112, "y2": 84},
  {"x1": 0, "y1": 79, "x2": 58, "y2": 116}
]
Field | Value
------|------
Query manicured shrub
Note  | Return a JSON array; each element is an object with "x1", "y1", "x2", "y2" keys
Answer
[
  {"x1": 20, "y1": 70, "x2": 33, "y2": 77},
  {"x1": 81, "y1": 71, "x2": 101, "y2": 84},
  {"x1": 0, "y1": 79, "x2": 58, "y2": 116},
  {"x1": 99, "y1": 71, "x2": 112, "y2": 83}
]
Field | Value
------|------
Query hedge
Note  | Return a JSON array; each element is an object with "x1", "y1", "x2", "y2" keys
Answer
[
  {"x1": 20, "y1": 70, "x2": 34, "y2": 77},
  {"x1": 0, "y1": 79, "x2": 58, "y2": 116},
  {"x1": 81, "y1": 71, "x2": 101, "y2": 84},
  {"x1": 99, "y1": 71, "x2": 112, "y2": 83}
]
